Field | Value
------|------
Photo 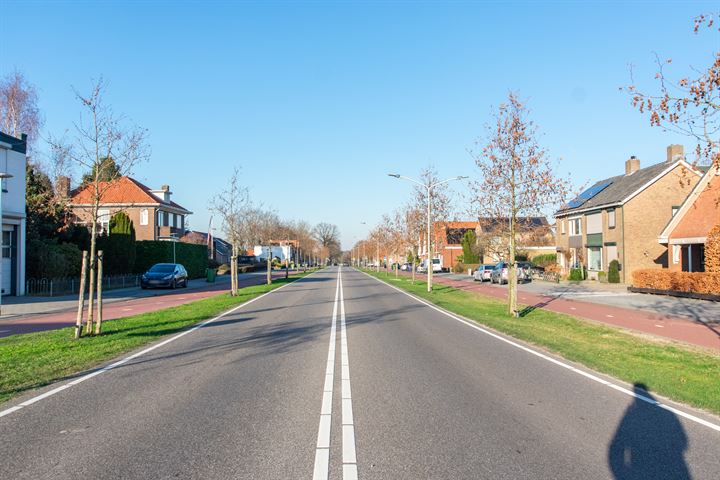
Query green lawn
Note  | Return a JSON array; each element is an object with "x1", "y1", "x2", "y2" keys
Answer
[
  {"x1": 364, "y1": 270, "x2": 720, "y2": 415},
  {"x1": 0, "y1": 272, "x2": 314, "y2": 406}
]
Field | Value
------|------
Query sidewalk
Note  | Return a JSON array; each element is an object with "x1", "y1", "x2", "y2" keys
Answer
[
  {"x1": 0, "y1": 271, "x2": 293, "y2": 338},
  {"x1": 394, "y1": 271, "x2": 720, "y2": 351}
]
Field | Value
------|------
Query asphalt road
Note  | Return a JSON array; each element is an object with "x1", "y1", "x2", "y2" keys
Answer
[{"x1": 1, "y1": 267, "x2": 718, "y2": 479}]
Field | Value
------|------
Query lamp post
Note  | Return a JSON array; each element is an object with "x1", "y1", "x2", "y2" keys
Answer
[
  {"x1": 0, "y1": 172, "x2": 13, "y2": 315},
  {"x1": 388, "y1": 173, "x2": 467, "y2": 292}
]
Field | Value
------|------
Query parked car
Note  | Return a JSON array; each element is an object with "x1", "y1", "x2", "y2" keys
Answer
[
  {"x1": 400, "y1": 263, "x2": 412, "y2": 271},
  {"x1": 517, "y1": 261, "x2": 535, "y2": 282},
  {"x1": 418, "y1": 258, "x2": 442, "y2": 273},
  {"x1": 490, "y1": 262, "x2": 529, "y2": 285},
  {"x1": 473, "y1": 264, "x2": 495, "y2": 282},
  {"x1": 141, "y1": 263, "x2": 189, "y2": 289}
]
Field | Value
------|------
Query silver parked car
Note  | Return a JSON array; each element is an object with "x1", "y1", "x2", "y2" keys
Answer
[
  {"x1": 473, "y1": 264, "x2": 495, "y2": 282},
  {"x1": 490, "y1": 262, "x2": 528, "y2": 285}
]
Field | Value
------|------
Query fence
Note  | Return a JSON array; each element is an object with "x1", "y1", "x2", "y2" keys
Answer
[
  {"x1": 530, "y1": 269, "x2": 560, "y2": 283},
  {"x1": 25, "y1": 274, "x2": 142, "y2": 297}
]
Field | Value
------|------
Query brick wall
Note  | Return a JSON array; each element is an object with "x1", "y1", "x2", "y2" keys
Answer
[{"x1": 622, "y1": 164, "x2": 699, "y2": 282}]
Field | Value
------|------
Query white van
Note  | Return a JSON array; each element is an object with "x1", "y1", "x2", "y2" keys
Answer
[{"x1": 418, "y1": 258, "x2": 443, "y2": 273}]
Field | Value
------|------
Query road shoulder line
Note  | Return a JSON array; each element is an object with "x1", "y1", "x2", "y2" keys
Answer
[{"x1": 359, "y1": 269, "x2": 720, "y2": 434}]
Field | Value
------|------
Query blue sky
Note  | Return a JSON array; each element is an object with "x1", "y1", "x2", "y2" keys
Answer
[{"x1": 1, "y1": 0, "x2": 718, "y2": 248}]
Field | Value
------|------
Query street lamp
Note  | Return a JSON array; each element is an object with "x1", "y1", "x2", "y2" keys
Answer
[
  {"x1": 388, "y1": 173, "x2": 468, "y2": 292},
  {"x1": 0, "y1": 172, "x2": 13, "y2": 315}
]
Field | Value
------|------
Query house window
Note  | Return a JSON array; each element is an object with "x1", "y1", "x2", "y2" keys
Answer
[
  {"x1": 672, "y1": 244, "x2": 681, "y2": 264},
  {"x1": 2, "y1": 231, "x2": 11, "y2": 258},
  {"x1": 560, "y1": 219, "x2": 566, "y2": 235},
  {"x1": 588, "y1": 246, "x2": 602, "y2": 271},
  {"x1": 569, "y1": 217, "x2": 582, "y2": 236},
  {"x1": 140, "y1": 209, "x2": 149, "y2": 226},
  {"x1": 172, "y1": 213, "x2": 178, "y2": 228},
  {"x1": 671, "y1": 206, "x2": 680, "y2": 217},
  {"x1": 608, "y1": 209, "x2": 616, "y2": 229},
  {"x1": 98, "y1": 209, "x2": 110, "y2": 234}
]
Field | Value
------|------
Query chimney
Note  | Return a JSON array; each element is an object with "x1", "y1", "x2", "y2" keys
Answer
[
  {"x1": 56, "y1": 176, "x2": 71, "y2": 198},
  {"x1": 160, "y1": 184, "x2": 171, "y2": 202},
  {"x1": 625, "y1": 156, "x2": 640, "y2": 176},
  {"x1": 667, "y1": 144, "x2": 684, "y2": 162}
]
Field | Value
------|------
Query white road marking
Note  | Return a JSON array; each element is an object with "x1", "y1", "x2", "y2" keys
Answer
[
  {"x1": 339, "y1": 268, "x2": 359, "y2": 478},
  {"x1": 360, "y1": 270, "x2": 720, "y2": 434},
  {"x1": 0, "y1": 271, "x2": 320, "y2": 419},
  {"x1": 312, "y1": 269, "x2": 340, "y2": 480}
]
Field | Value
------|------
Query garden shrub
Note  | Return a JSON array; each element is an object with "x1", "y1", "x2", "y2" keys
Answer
[
  {"x1": 531, "y1": 253, "x2": 557, "y2": 268},
  {"x1": 598, "y1": 271, "x2": 607, "y2": 283},
  {"x1": 705, "y1": 223, "x2": 720, "y2": 273},
  {"x1": 632, "y1": 269, "x2": 720, "y2": 295},
  {"x1": 608, "y1": 260, "x2": 620, "y2": 283},
  {"x1": 569, "y1": 268, "x2": 584, "y2": 281}
]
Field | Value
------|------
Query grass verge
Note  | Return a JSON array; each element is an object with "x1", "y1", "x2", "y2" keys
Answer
[
  {"x1": 0, "y1": 272, "x2": 314, "y2": 405},
  {"x1": 364, "y1": 270, "x2": 720, "y2": 416}
]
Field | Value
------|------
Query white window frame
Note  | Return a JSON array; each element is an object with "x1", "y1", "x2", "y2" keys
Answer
[
  {"x1": 98, "y1": 209, "x2": 110, "y2": 234},
  {"x1": 608, "y1": 209, "x2": 616, "y2": 229},
  {"x1": 672, "y1": 244, "x2": 681, "y2": 264},
  {"x1": 569, "y1": 217, "x2": 582, "y2": 236},
  {"x1": 140, "y1": 209, "x2": 149, "y2": 226},
  {"x1": 587, "y1": 246, "x2": 602, "y2": 271},
  {"x1": 560, "y1": 219, "x2": 565, "y2": 234}
]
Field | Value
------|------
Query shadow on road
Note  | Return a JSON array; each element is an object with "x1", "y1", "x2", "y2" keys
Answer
[{"x1": 607, "y1": 383, "x2": 690, "y2": 480}]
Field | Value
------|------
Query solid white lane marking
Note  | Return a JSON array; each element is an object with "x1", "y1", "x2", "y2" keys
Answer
[
  {"x1": 339, "y1": 267, "x2": 359, "y2": 478},
  {"x1": 0, "y1": 271, "x2": 320, "y2": 419},
  {"x1": 360, "y1": 270, "x2": 720, "y2": 434},
  {"x1": 312, "y1": 269, "x2": 340, "y2": 480}
]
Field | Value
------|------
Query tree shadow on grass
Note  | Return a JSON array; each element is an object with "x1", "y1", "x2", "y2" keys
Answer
[{"x1": 608, "y1": 383, "x2": 690, "y2": 480}]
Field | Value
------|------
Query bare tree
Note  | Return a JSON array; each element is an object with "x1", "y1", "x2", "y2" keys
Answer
[
  {"x1": 49, "y1": 78, "x2": 149, "y2": 335},
  {"x1": 626, "y1": 14, "x2": 719, "y2": 170},
  {"x1": 0, "y1": 71, "x2": 43, "y2": 150},
  {"x1": 412, "y1": 166, "x2": 453, "y2": 265},
  {"x1": 243, "y1": 207, "x2": 280, "y2": 284},
  {"x1": 313, "y1": 222, "x2": 341, "y2": 263},
  {"x1": 210, "y1": 167, "x2": 251, "y2": 295},
  {"x1": 471, "y1": 93, "x2": 569, "y2": 316}
]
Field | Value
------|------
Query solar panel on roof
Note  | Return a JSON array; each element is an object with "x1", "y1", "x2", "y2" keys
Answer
[{"x1": 566, "y1": 181, "x2": 612, "y2": 209}]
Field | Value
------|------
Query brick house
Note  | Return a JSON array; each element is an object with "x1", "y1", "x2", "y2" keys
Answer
[
  {"x1": 554, "y1": 145, "x2": 701, "y2": 282},
  {"x1": 66, "y1": 176, "x2": 192, "y2": 240},
  {"x1": 424, "y1": 218, "x2": 554, "y2": 270},
  {"x1": 658, "y1": 163, "x2": 720, "y2": 272}
]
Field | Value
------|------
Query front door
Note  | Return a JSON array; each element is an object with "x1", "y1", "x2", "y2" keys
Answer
[{"x1": 1, "y1": 228, "x2": 13, "y2": 296}]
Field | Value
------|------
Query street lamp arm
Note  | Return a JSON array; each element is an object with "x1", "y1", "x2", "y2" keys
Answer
[
  {"x1": 387, "y1": 174, "x2": 426, "y2": 189},
  {"x1": 431, "y1": 176, "x2": 469, "y2": 188}
]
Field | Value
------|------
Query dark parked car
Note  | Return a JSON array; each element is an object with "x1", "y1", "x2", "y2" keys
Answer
[{"x1": 141, "y1": 263, "x2": 188, "y2": 289}]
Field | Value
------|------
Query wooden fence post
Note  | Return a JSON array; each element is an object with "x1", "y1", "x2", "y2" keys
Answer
[
  {"x1": 94, "y1": 250, "x2": 104, "y2": 335},
  {"x1": 74, "y1": 251, "x2": 88, "y2": 339}
]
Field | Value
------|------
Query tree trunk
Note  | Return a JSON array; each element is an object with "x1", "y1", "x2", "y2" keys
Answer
[
  {"x1": 86, "y1": 224, "x2": 98, "y2": 334},
  {"x1": 94, "y1": 250, "x2": 104, "y2": 335},
  {"x1": 266, "y1": 246, "x2": 272, "y2": 285},
  {"x1": 74, "y1": 251, "x2": 88, "y2": 339}
]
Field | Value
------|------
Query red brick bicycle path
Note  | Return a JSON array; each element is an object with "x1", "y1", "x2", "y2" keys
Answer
[
  {"x1": 0, "y1": 272, "x2": 291, "y2": 338},
  {"x1": 394, "y1": 272, "x2": 720, "y2": 351}
]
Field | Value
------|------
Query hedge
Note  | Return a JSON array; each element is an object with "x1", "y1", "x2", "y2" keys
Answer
[
  {"x1": 134, "y1": 241, "x2": 209, "y2": 278},
  {"x1": 632, "y1": 269, "x2": 720, "y2": 295},
  {"x1": 26, "y1": 239, "x2": 82, "y2": 279},
  {"x1": 531, "y1": 253, "x2": 557, "y2": 267}
]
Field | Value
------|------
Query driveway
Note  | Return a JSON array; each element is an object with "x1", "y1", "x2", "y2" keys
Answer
[{"x1": 442, "y1": 273, "x2": 720, "y2": 326}]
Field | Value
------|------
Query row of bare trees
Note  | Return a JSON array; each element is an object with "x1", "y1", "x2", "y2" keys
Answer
[
  {"x1": 357, "y1": 15, "x2": 719, "y2": 317},
  {"x1": 210, "y1": 169, "x2": 341, "y2": 294}
]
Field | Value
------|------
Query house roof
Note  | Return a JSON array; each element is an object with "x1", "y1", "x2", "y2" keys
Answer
[
  {"x1": 658, "y1": 164, "x2": 720, "y2": 243},
  {"x1": 477, "y1": 217, "x2": 549, "y2": 230},
  {"x1": 556, "y1": 160, "x2": 699, "y2": 216},
  {"x1": 70, "y1": 176, "x2": 192, "y2": 214},
  {"x1": 0, "y1": 131, "x2": 27, "y2": 154}
]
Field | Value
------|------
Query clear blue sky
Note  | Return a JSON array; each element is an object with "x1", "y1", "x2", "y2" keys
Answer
[{"x1": 2, "y1": 1, "x2": 718, "y2": 248}]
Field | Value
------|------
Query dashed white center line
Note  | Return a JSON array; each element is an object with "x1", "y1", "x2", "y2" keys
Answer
[
  {"x1": 312, "y1": 270, "x2": 339, "y2": 480},
  {"x1": 339, "y1": 270, "x2": 358, "y2": 479}
]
